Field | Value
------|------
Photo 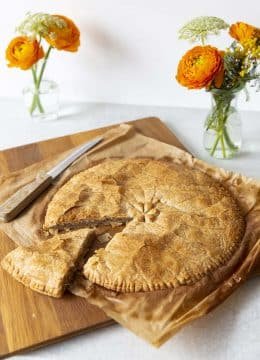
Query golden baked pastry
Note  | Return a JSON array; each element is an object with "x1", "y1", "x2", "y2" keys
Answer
[
  {"x1": 1, "y1": 228, "x2": 94, "y2": 297},
  {"x1": 44, "y1": 159, "x2": 133, "y2": 231},
  {"x1": 44, "y1": 159, "x2": 245, "y2": 293}
]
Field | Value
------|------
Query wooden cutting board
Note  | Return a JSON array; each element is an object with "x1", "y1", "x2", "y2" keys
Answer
[{"x1": 0, "y1": 117, "x2": 187, "y2": 358}]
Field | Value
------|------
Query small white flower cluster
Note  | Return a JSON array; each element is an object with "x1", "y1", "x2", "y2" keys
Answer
[
  {"x1": 16, "y1": 12, "x2": 67, "y2": 39},
  {"x1": 179, "y1": 16, "x2": 229, "y2": 44}
]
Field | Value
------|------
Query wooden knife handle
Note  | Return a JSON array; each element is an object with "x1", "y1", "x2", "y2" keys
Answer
[{"x1": 0, "y1": 172, "x2": 53, "y2": 222}]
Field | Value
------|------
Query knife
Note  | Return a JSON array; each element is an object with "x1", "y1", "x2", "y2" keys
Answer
[{"x1": 0, "y1": 136, "x2": 103, "y2": 222}]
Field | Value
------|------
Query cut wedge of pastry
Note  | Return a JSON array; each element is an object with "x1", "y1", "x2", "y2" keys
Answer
[
  {"x1": 44, "y1": 159, "x2": 245, "y2": 293},
  {"x1": 1, "y1": 228, "x2": 95, "y2": 297}
]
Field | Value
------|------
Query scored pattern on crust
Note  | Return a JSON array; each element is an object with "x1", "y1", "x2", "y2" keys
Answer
[
  {"x1": 44, "y1": 159, "x2": 245, "y2": 292},
  {"x1": 1, "y1": 229, "x2": 95, "y2": 297}
]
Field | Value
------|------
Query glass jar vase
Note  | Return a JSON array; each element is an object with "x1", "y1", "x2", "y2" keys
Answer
[
  {"x1": 23, "y1": 79, "x2": 59, "y2": 121},
  {"x1": 203, "y1": 88, "x2": 242, "y2": 159}
]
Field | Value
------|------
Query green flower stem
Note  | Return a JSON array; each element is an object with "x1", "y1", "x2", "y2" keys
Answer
[
  {"x1": 209, "y1": 128, "x2": 236, "y2": 158},
  {"x1": 30, "y1": 68, "x2": 37, "y2": 113},
  {"x1": 30, "y1": 67, "x2": 44, "y2": 114},
  {"x1": 206, "y1": 113, "x2": 216, "y2": 131},
  {"x1": 210, "y1": 133, "x2": 221, "y2": 156},
  {"x1": 206, "y1": 89, "x2": 240, "y2": 159},
  {"x1": 220, "y1": 133, "x2": 226, "y2": 158},
  {"x1": 29, "y1": 45, "x2": 52, "y2": 115},
  {"x1": 223, "y1": 127, "x2": 238, "y2": 151},
  {"x1": 32, "y1": 65, "x2": 37, "y2": 83},
  {"x1": 36, "y1": 45, "x2": 52, "y2": 88}
]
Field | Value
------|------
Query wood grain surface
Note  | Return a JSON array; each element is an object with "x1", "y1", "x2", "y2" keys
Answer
[{"x1": 0, "y1": 117, "x2": 187, "y2": 358}]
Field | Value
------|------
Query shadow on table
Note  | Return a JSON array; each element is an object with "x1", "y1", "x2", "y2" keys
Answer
[{"x1": 58, "y1": 102, "x2": 106, "y2": 122}]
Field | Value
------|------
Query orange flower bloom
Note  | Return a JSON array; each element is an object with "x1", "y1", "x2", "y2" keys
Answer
[
  {"x1": 229, "y1": 22, "x2": 260, "y2": 43},
  {"x1": 176, "y1": 46, "x2": 223, "y2": 89},
  {"x1": 6, "y1": 36, "x2": 44, "y2": 70},
  {"x1": 213, "y1": 50, "x2": 225, "y2": 89},
  {"x1": 45, "y1": 15, "x2": 80, "y2": 52}
]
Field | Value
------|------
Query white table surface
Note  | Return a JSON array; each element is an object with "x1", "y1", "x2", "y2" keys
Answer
[{"x1": 1, "y1": 98, "x2": 259, "y2": 360}]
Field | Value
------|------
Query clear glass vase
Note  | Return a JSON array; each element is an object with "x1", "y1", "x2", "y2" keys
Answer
[
  {"x1": 23, "y1": 79, "x2": 59, "y2": 121},
  {"x1": 203, "y1": 88, "x2": 242, "y2": 159}
]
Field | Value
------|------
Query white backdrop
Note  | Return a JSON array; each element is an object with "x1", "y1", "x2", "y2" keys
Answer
[{"x1": 0, "y1": 0, "x2": 259, "y2": 110}]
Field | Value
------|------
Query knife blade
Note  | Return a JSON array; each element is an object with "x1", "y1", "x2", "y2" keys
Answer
[{"x1": 0, "y1": 136, "x2": 103, "y2": 222}]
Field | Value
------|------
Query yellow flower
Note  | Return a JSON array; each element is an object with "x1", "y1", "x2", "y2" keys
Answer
[
  {"x1": 44, "y1": 15, "x2": 80, "y2": 52},
  {"x1": 229, "y1": 22, "x2": 260, "y2": 57},
  {"x1": 6, "y1": 36, "x2": 44, "y2": 70},
  {"x1": 239, "y1": 69, "x2": 246, "y2": 77}
]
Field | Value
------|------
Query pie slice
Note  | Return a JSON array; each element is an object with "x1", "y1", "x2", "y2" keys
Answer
[
  {"x1": 44, "y1": 159, "x2": 134, "y2": 231},
  {"x1": 1, "y1": 228, "x2": 95, "y2": 297},
  {"x1": 44, "y1": 159, "x2": 245, "y2": 293}
]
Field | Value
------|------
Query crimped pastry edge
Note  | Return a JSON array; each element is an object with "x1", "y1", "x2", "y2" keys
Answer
[
  {"x1": 84, "y1": 230, "x2": 245, "y2": 293},
  {"x1": 44, "y1": 158, "x2": 246, "y2": 293},
  {"x1": 1, "y1": 230, "x2": 95, "y2": 297},
  {"x1": 1, "y1": 255, "x2": 63, "y2": 297}
]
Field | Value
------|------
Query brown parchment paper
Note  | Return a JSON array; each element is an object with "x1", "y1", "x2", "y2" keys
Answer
[{"x1": 1, "y1": 123, "x2": 260, "y2": 347}]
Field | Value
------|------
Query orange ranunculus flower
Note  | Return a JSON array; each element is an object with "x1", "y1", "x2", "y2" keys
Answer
[
  {"x1": 6, "y1": 36, "x2": 44, "y2": 70},
  {"x1": 213, "y1": 50, "x2": 225, "y2": 89},
  {"x1": 229, "y1": 22, "x2": 260, "y2": 43},
  {"x1": 45, "y1": 15, "x2": 80, "y2": 52},
  {"x1": 176, "y1": 46, "x2": 223, "y2": 89}
]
